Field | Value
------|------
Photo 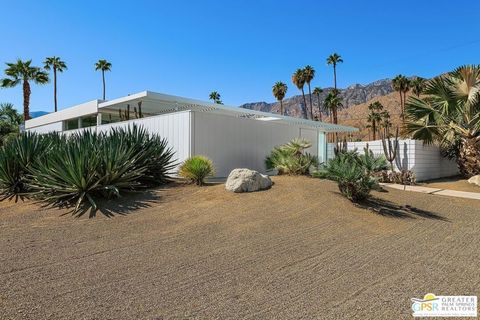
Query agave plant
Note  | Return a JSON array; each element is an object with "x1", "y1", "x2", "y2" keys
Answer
[{"x1": 405, "y1": 65, "x2": 480, "y2": 177}]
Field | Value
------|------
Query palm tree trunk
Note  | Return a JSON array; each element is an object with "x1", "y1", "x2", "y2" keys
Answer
[
  {"x1": 23, "y1": 80, "x2": 31, "y2": 121},
  {"x1": 53, "y1": 67, "x2": 57, "y2": 112},
  {"x1": 280, "y1": 100, "x2": 284, "y2": 116},
  {"x1": 372, "y1": 121, "x2": 376, "y2": 140},
  {"x1": 102, "y1": 70, "x2": 106, "y2": 100},
  {"x1": 457, "y1": 137, "x2": 480, "y2": 177},
  {"x1": 316, "y1": 94, "x2": 322, "y2": 121},
  {"x1": 301, "y1": 88, "x2": 308, "y2": 119},
  {"x1": 333, "y1": 64, "x2": 337, "y2": 90},
  {"x1": 307, "y1": 83, "x2": 313, "y2": 119},
  {"x1": 399, "y1": 91, "x2": 404, "y2": 122}
]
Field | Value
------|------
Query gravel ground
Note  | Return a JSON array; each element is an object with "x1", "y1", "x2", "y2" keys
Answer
[{"x1": 0, "y1": 176, "x2": 479, "y2": 319}]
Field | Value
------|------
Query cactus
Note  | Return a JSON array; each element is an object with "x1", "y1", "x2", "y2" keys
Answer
[
  {"x1": 381, "y1": 127, "x2": 399, "y2": 171},
  {"x1": 334, "y1": 137, "x2": 348, "y2": 156}
]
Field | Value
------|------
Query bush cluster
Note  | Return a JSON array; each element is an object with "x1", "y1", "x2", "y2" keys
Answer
[
  {"x1": 315, "y1": 148, "x2": 388, "y2": 202},
  {"x1": 0, "y1": 125, "x2": 175, "y2": 212},
  {"x1": 178, "y1": 156, "x2": 214, "y2": 185},
  {"x1": 265, "y1": 138, "x2": 318, "y2": 175}
]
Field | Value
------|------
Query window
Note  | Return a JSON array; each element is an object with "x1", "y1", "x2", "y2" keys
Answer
[
  {"x1": 65, "y1": 118, "x2": 79, "y2": 130},
  {"x1": 81, "y1": 116, "x2": 97, "y2": 128}
]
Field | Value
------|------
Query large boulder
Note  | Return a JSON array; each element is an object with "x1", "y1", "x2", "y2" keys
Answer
[
  {"x1": 467, "y1": 175, "x2": 480, "y2": 186},
  {"x1": 225, "y1": 168, "x2": 272, "y2": 193}
]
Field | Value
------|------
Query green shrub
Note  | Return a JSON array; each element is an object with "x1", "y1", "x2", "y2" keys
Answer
[
  {"x1": 0, "y1": 132, "x2": 53, "y2": 199},
  {"x1": 265, "y1": 138, "x2": 318, "y2": 175},
  {"x1": 0, "y1": 125, "x2": 175, "y2": 213},
  {"x1": 179, "y1": 156, "x2": 214, "y2": 185},
  {"x1": 315, "y1": 148, "x2": 386, "y2": 202}
]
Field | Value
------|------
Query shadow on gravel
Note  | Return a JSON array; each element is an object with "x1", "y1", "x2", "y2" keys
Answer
[
  {"x1": 72, "y1": 190, "x2": 163, "y2": 218},
  {"x1": 356, "y1": 197, "x2": 449, "y2": 221}
]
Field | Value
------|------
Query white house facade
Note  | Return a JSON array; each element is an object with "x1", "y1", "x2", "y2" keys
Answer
[{"x1": 25, "y1": 91, "x2": 358, "y2": 177}]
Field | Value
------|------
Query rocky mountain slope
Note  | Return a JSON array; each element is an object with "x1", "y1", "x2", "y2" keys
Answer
[{"x1": 240, "y1": 79, "x2": 394, "y2": 118}]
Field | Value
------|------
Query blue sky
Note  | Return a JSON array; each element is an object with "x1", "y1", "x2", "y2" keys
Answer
[{"x1": 1, "y1": 0, "x2": 479, "y2": 112}]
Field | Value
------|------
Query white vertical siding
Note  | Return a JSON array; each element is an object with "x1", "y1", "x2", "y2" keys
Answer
[
  {"x1": 27, "y1": 121, "x2": 63, "y2": 134},
  {"x1": 327, "y1": 139, "x2": 459, "y2": 181},
  {"x1": 193, "y1": 112, "x2": 320, "y2": 177}
]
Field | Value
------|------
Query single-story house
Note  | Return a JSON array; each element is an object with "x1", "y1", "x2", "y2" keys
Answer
[{"x1": 25, "y1": 91, "x2": 358, "y2": 177}]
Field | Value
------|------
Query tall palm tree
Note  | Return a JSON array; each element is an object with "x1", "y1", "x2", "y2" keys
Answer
[
  {"x1": 303, "y1": 65, "x2": 315, "y2": 119},
  {"x1": 405, "y1": 65, "x2": 480, "y2": 177},
  {"x1": 367, "y1": 101, "x2": 383, "y2": 140},
  {"x1": 44, "y1": 56, "x2": 67, "y2": 112},
  {"x1": 411, "y1": 76, "x2": 426, "y2": 97},
  {"x1": 313, "y1": 87, "x2": 323, "y2": 121},
  {"x1": 380, "y1": 110, "x2": 392, "y2": 136},
  {"x1": 392, "y1": 74, "x2": 410, "y2": 122},
  {"x1": 324, "y1": 90, "x2": 342, "y2": 124},
  {"x1": 95, "y1": 59, "x2": 112, "y2": 100},
  {"x1": 0, "y1": 59, "x2": 49, "y2": 120},
  {"x1": 272, "y1": 82, "x2": 288, "y2": 115},
  {"x1": 292, "y1": 68, "x2": 308, "y2": 119},
  {"x1": 326, "y1": 53, "x2": 343, "y2": 90},
  {"x1": 209, "y1": 91, "x2": 223, "y2": 104}
]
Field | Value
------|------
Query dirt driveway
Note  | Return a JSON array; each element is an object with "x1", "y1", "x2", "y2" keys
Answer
[{"x1": 0, "y1": 176, "x2": 478, "y2": 319}]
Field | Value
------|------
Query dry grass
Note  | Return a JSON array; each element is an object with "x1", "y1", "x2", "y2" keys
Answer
[{"x1": 0, "y1": 176, "x2": 478, "y2": 319}]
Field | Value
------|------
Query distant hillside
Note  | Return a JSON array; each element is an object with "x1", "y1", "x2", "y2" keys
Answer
[{"x1": 240, "y1": 79, "x2": 395, "y2": 118}]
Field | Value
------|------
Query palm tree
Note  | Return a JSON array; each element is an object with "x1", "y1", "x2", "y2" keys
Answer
[
  {"x1": 303, "y1": 65, "x2": 315, "y2": 119},
  {"x1": 44, "y1": 56, "x2": 67, "y2": 112},
  {"x1": 367, "y1": 101, "x2": 383, "y2": 140},
  {"x1": 392, "y1": 74, "x2": 410, "y2": 122},
  {"x1": 326, "y1": 53, "x2": 343, "y2": 90},
  {"x1": 0, "y1": 59, "x2": 49, "y2": 120},
  {"x1": 405, "y1": 65, "x2": 480, "y2": 177},
  {"x1": 209, "y1": 91, "x2": 223, "y2": 104},
  {"x1": 411, "y1": 77, "x2": 426, "y2": 97},
  {"x1": 313, "y1": 87, "x2": 323, "y2": 121},
  {"x1": 324, "y1": 90, "x2": 342, "y2": 124},
  {"x1": 292, "y1": 68, "x2": 308, "y2": 119},
  {"x1": 272, "y1": 82, "x2": 288, "y2": 115},
  {"x1": 380, "y1": 110, "x2": 392, "y2": 136},
  {"x1": 0, "y1": 103, "x2": 22, "y2": 125},
  {"x1": 95, "y1": 59, "x2": 112, "y2": 100}
]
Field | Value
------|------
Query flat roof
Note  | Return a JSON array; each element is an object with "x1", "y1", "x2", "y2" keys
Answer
[{"x1": 26, "y1": 91, "x2": 358, "y2": 133}]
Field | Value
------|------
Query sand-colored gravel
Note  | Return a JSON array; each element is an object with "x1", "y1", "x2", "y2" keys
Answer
[
  {"x1": 0, "y1": 176, "x2": 479, "y2": 319},
  {"x1": 421, "y1": 177, "x2": 480, "y2": 193}
]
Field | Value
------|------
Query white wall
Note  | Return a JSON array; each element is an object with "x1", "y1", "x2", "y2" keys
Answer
[
  {"x1": 327, "y1": 139, "x2": 459, "y2": 181},
  {"x1": 192, "y1": 112, "x2": 320, "y2": 177},
  {"x1": 27, "y1": 121, "x2": 63, "y2": 134}
]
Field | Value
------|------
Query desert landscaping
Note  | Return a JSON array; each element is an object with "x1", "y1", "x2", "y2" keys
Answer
[{"x1": 1, "y1": 176, "x2": 479, "y2": 319}]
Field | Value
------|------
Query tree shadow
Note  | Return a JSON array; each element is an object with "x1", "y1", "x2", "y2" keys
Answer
[{"x1": 355, "y1": 197, "x2": 449, "y2": 221}]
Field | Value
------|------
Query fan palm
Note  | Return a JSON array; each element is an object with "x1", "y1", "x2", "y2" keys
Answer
[
  {"x1": 292, "y1": 68, "x2": 308, "y2": 119},
  {"x1": 405, "y1": 65, "x2": 480, "y2": 177},
  {"x1": 326, "y1": 53, "x2": 343, "y2": 90},
  {"x1": 392, "y1": 75, "x2": 410, "y2": 122},
  {"x1": 272, "y1": 82, "x2": 288, "y2": 115},
  {"x1": 44, "y1": 57, "x2": 67, "y2": 112},
  {"x1": 367, "y1": 110, "x2": 383, "y2": 140},
  {"x1": 209, "y1": 91, "x2": 223, "y2": 104},
  {"x1": 411, "y1": 77, "x2": 426, "y2": 97},
  {"x1": 0, "y1": 60, "x2": 49, "y2": 121},
  {"x1": 313, "y1": 87, "x2": 323, "y2": 121},
  {"x1": 95, "y1": 59, "x2": 112, "y2": 100},
  {"x1": 324, "y1": 89, "x2": 342, "y2": 124},
  {"x1": 303, "y1": 65, "x2": 315, "y2": 119}
]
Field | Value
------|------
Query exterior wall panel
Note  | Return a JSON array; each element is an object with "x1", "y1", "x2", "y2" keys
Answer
[{"x1": 193, "y1": 112, "x2": 320, "y2": 177}]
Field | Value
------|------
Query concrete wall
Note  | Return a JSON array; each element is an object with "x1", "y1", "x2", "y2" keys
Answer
[
  {"x1": 192, "y1": 111, "x2": 320, "y2": 177},
  {"x1": 327, "y1": 139, "x2": 459, "y2": 181}
]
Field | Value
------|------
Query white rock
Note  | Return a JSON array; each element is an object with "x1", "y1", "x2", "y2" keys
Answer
[
  {"x1": 467, "y1": 175, "x2": 480, "y2": 186},
  {"x1": 225, "y1": 168, "x2": 272, "y2": 193}
]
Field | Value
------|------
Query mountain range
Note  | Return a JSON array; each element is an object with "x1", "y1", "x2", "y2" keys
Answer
[{"x1": 239, "y1": 78, "x2": 395, "y2": 118}]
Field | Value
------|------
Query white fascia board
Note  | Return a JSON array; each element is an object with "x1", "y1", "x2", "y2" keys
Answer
[
  {"x1": 98, "y1": 90, "x2": 358, "y2": 133},
  {"x1": 25, "y1": 100, "x2": 101, "y2": 129}
]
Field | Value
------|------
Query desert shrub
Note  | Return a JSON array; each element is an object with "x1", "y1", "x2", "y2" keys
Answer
[
  {"x1": 0, "y1": 132, "x2": 53, "y2": 199},
  {"x1": 0, "y1": 125, "x2": 175, "y2": 212},
  {"x1": 265, "y1": 138, "x2": 318, "y2": 175},
  {"x1": 315, "y1": 148, "x2": 387, "y2": 202},
  {"x1": 376, "y1": 170, "x2": 416, "y2": 185},
  {"x1": 178, "y1": 156, "x2": 214, "y2": 185}
]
